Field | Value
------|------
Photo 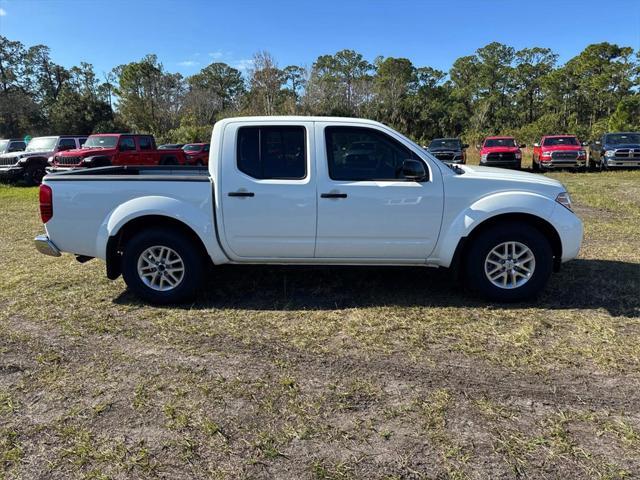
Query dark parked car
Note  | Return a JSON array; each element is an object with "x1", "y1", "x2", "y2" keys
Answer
[
  {"x1": 0, "y1": 138, "x2": 27, "y2": 155},
  {"x1": 426, "y1": 138, "x2": 468, "y2": 164},
  {"x1": 0, "y1": 135, "x2": 86, "y2": 185},
  {"x1": 589, "y1": 132, "x2": 640, "y2": 170}
]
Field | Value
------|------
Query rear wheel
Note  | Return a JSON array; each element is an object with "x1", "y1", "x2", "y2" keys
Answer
[
  {"x1": 23, "y1": 164, "x2": 46, "y2": 186},
  {"x1": 160, "y1": 156, "x2": 179, "y2": 166},
  {"x1": 532, "y1": 156, "x2": 539, "y2": 172},
  {"x1": 121, "y1": 229, "x2": 204, "y2": 304},
  {"x1": 465, "y1": 222, "x2": 553, "y2": 302}
]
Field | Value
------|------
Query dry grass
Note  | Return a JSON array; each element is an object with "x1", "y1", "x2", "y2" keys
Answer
[{"x1": 1, "y1": 168, "x2": 639, "y2": 479}]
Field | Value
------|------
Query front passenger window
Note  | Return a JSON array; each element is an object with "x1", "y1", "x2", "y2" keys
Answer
[{"x1": 325, "y1": 126, "x2": 423, "y2": 181}]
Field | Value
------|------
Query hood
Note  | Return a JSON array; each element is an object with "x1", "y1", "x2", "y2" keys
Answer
[
  {"x1": 481, "y1": 146, "x2": 520, "y2": 153},
  {"x1": 604, "y1": 143, "x2": 640, "y2": 149},
  {"x1": 55, "y1": 147, "x2": 116, "y2": 157},
  {"x1": 429, "y1": 147, "x2": 461, "y2": 153},
  {"x1": 0, "y1": 150, "x2": 50, "y2": 160},
  {"x1": 541, "y1": 144, "x2": 582, "y2": 151},
  {"x1": 459, "y1": 164, "x2": 564, "y2": 189}
]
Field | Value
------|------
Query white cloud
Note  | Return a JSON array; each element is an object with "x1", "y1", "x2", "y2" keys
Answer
[
  {"x1": 0, "y1": 8, "x2": 7, "y2": 16},
  {"x1": 208, "y1": 51, "x2": 224, "y2": 59},
  {"x1": 178, "y1": 60, "x2": 199, "y2": 67},
  {"x1": 232, "y1": 59, "x2": 253, "y2": 72}
]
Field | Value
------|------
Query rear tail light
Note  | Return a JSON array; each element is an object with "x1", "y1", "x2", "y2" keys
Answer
[{"x1": 39, "y1": 184, "x2": 53, "y2": 223}]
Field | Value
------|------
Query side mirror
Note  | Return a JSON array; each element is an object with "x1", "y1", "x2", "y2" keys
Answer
[
  {"x1": 402, "y1": 159, "x2": 427, "y2": 181},
  {"x1": 462, "y1": 144, "x2": 469, "y2": 149},
  {"x1": 533, "y1": 143, "x2": 540, "y2": 147},
  {"x1": 519, "y1": 144, "x2": 526, "y2": 149}
]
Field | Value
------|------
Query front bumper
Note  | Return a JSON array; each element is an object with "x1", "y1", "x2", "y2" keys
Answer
[
  {"x1": 0, "y1": 165, "x2": 24, "y2": 179},
  {"x1": 46, "y1": 166, "x2": 82, "y2": 173},
  {"x1": 480, "y1": 160, "x2": 521, "y2": 169},
  {"x1": 34, "y1": 234, "x2": 61, "y2": 257},
  {"x1": 605, "y1": 158, "x2": 640, "y2": 168},
  {"x1": 539, "y1": 159, "x2": 586, "y2": 169}
]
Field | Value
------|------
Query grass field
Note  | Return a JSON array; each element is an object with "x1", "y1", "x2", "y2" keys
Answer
[{"x1": 1, "y1": 163, "x2": 639, "y2": 479}]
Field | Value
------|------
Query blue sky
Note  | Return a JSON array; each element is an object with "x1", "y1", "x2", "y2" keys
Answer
[{"x1": 1, "y1": 0, "x2": 639, "y2": 77}]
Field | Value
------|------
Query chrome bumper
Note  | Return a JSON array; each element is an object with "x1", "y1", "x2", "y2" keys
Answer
[{"x1": 34, "y1": 234, "x2": 61, "y2": 257}]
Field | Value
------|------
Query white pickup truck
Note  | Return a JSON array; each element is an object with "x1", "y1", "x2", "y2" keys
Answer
[{"x1": 35, "y1": 116, "x2": 583, "y2": 304}]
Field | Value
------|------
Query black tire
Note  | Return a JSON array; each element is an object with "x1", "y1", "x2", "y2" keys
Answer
[
  {"x1": 464, "y1": 222, "x2": 553, "y2": 302},
  {"x1": 91, "y1": 157, "x2": 112, "y2": 168},
  {"x1": 532, "y1": 157, "x2": 539, "y2": 172},
  {"x1": 121, "y1": 228, "x2": 204, "y2": 304},
  {"x1": 160, "y1": 156, "x2": 178, "y2": 166},
  {"x1": 23, "y1": 163, "x2": 46, "y2": 186}
]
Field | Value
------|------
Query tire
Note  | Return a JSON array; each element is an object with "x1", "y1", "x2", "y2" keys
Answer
[
  {"x1": 23, "y1": 163, "x2": 46, "y2": 186},
  {"x1": 532, "y1": 157, "x2": 539, "y2": 172},
  {"x1": 160, "y1": 156, "x2": 178, "y2": 166},
  {"x1": 121, "y1": 228, "x2": 204, "y2": 304},
  {"x1": 464, "y1": 222, "x2": 553, "y2": 302}
]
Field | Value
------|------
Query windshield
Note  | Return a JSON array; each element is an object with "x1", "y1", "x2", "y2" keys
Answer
[
  {"x1": 83, "y1": 136, "x2": 118, "y2": 148},
  {"x1": 429, "y1": 139, "x2": 461, "y2": 150},
  {"x1": 183, "y1": 144, "x2": 203, "y2": 152},
  {"x1": 0, "y1": 140, "x2": 8, "y2": 151},
  {"x1": 543, "y1": 137, "x2": 579, "y2": 146},
  {"x1": 25, "y1": 137, "x2": 57, "y2": 152},
  {"x1": 484, "y1": 138, "x2": 516, "y2": 148},
  {"x1": 606, "y1": 133, "x2": 640, "y2": 145}
]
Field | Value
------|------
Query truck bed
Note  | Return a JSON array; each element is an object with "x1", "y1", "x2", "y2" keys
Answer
[{"x1": 45, "y1": 165, "x2": 210, "y2": 181}]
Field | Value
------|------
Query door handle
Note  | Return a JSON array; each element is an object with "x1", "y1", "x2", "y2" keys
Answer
[
  {"x1": 321, "y1": 193, "x2": 347, "y2": 199},
  {"x1": 228, "y1": 191, "x2": 255, "y2": 197}
]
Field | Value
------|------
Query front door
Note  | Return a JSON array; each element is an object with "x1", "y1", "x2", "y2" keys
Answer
[
  {"x1": 117, "y1": 136, "x2": 138, "y2": 165},
  {"x1": 315, "y1": 123, "x2": 443, "y2": 260},
  {"x1": 220, "y1": 122, "x2": 317, "y2": 259}
]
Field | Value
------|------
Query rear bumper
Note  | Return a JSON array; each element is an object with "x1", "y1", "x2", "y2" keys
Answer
[{"x1": 34, "y1": 234, "x2": 61, "y2": 257}]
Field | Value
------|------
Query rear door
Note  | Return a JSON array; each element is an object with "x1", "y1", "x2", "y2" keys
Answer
[
  {"x1": 138, "y1": 136, "x2": 155, "y2": 165},
  {"x1": 315, "y1": 122, "x2": 444, "y2": 260},
  {"x1": 219, "y1": 121, "x2": 316, "y2": 259}
]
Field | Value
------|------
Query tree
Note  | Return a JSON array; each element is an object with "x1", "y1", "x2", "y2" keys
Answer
[
  {"x1": 185, "y1": 62, "x2": 244, "y2": 124},
  {"x1": 114, "y1": 54, "x2": 186, "y2": 136},
  {"x1": 246, "y1": 51, "x2": 284, "y2": 115}
]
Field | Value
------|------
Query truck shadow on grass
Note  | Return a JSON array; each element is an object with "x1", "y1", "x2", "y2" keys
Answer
[{"x1": 114, "y1": 258, "x2": 640, "y2": 317}]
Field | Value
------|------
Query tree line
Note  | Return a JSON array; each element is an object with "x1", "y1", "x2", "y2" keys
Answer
[{"x1": 1, "y1": 35, "x2": 638, "y2": 145}]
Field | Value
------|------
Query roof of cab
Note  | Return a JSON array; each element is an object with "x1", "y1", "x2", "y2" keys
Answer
[{"x1": 216, "y1": 116, "x2": 386, "y2": 127}]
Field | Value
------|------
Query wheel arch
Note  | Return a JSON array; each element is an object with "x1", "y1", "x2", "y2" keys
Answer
[
  {"x1": 449, "y1": 212, "x2": 563, "y2": 277},
  {"x1": 105, "y1": 215, "x2": 211, "y2": 280}
]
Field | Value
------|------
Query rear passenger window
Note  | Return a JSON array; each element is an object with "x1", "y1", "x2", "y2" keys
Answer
[
  {"x1": 139, "y1": 136, "x2": 153, "y2": 150},
  {"x1": 237, "y1": 126, "x2": 306, "y2": 179},
  {"x1": 119, "y1": 137, "x2": 136, "y2": 151}
]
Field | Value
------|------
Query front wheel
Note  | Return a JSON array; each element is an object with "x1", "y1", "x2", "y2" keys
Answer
[
  {"x1": 465, "y1": 223, "x2": 553, "y2": 302},
  {"x1": 23, "y1": 164, "x2": 46, "y2": 186},
  {"x1": 121, "y1": 229, "x2": 205, "y2": 304}
]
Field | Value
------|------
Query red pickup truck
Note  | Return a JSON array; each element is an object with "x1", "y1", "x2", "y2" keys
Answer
[
  {"x1": 48, "y1": 134, "x2": 187, "y2": 172},
  {"x1": 479, "y1": 136, "x2": 524, "y2": 170},
  {"x1": 532, "y1": 135, "x2": 587, "y2": 171}
]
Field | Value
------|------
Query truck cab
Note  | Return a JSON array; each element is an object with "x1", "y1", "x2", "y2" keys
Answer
[{"x1": 532, "y1": 135, "x2": 587, "y2": 171}]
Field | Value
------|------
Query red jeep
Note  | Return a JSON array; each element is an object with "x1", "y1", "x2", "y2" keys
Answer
[
  {"x1": 48, "y1": 134, "x2": 187, "y2": 172},
  {"x1": 182, "y1": 143, "x2": 210, "y2": 166},
  {"x1": 532, "y1": 135, "x2": 587, "y2": 171}
]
